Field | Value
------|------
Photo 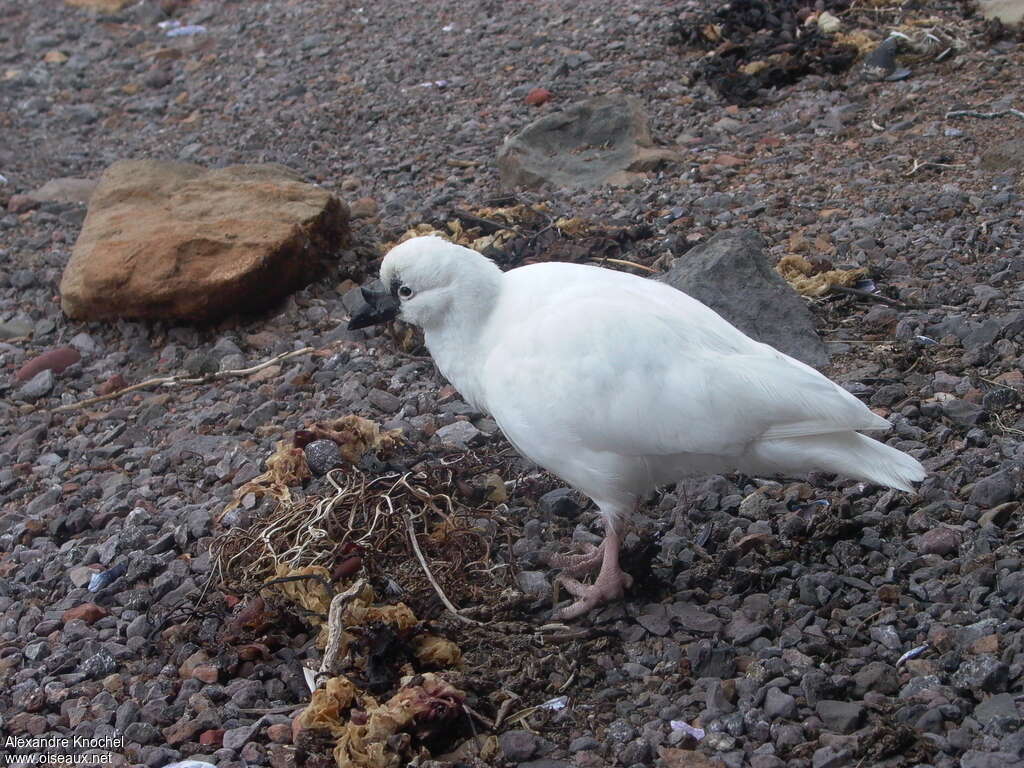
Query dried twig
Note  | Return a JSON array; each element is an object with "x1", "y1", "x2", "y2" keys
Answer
[
  {"x1": 317, "y1": 578, "x2": 367, "y2": 685},
  {"x1": 492, "y1": 692, "x2": 521, "y2": 730},
  {"x1": 905, "y1": 158, "x2": 967, "y2": 176},
  {"x1": 830, "y1": 285, "x2": 921, "y2": 310},
  {"x1": 946, "y1": 108, "x2": 1024, "y2": 121},
  {"x1": 593, "y1": 258, "x2": 657, "y2": 274},
  {"x1": 403, "y1": 513, "x2": 481, "y2": 625},
  {"x1": 52, "y1": 346, "x2": 315, "y2": 413}
]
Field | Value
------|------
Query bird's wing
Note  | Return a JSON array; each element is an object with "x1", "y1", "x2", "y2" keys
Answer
[{"x1": 481, "y1": 282, "x2": 888, "y2": 459}]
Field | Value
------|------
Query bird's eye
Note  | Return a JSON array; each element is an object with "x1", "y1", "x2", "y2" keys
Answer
[{"x1": 398, "y1": 285, "x2": 413, "y2": 299}]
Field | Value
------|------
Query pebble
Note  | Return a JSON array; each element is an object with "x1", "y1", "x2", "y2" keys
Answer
[
  {"x1": 499, "y1": 730, "x2": 543, "y2": 761},
  {"x1": 433, "y1": 420, "x2": 484, "y2": 449},
  {"x1": 814, "y1": 700, "x2": 864, "y2": 734},
  {"x1": 304, "y1": 439, "x2": 342, "y2": 475},
  {"x1": 18, "y1": 369, "x2": 55, "y2": 401},
  {"x1": 915, "y1": 527, "x2": 960, "y2": 556}
]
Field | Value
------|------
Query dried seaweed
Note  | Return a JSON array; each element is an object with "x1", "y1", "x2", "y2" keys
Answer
[{"x1": 670, "y1": 0, "x2": 859, "y2": 103}]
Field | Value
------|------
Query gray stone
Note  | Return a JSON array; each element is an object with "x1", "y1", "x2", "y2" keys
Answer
[
  {"x1": 969, "y1": 468, "x2": 1019, "y2": 509},
  {"x1": 568, "y1": 736, "x2": 599, "y2": 752},
  {"x1": 515, "y1": 570, "x2": 550, "y2": 597},
  {"x1": 853, "y1": 661, "x2": 899, "y2": 696},
  {"x1": 943, "y1": 399, "x2": 986, "y2": 427},
  {"x1": 123, "y1": 722, "x2": 160, "y2": 744},
  {"x1": 0, "y1": 318, "x2": 34, "y2": 339},
  {"x1": 18, "y1": 369, "x2": 55, "y2": 401},
  {"x1": 974, "y1": 693, "x2": 1020, "y2": 727},
  {"x1": 23, "y1": 641, "x2": 49, "y2": 662},
  {"x1": 497, "y1": 95, "x2": 680, "y2": 189},
  {"x1": 637, "y1": 611, "x2": 671, "y2": 637},
  {"x1": 952, "y1": 655, "x2": 1010, "y2": 694},
  {"x1": 80, "y1": 649, "x2": 117, "y2": 679},
  {"x1": 812, "y1": 745, "x2": 854, "y2": 768},
  {"x1": 815, "y1": 700, "x2": 864, "y2": 734},
  {"x1": 659, "y1": 229, "x2": 828, "y2": 367},
  {"x1": 960, "y1": 751, "x2": 1023, "y2": 768},
  {"x1": 499, "y1": 729, "x2": 542, "y2": 761},
  {"x1": 433, "y1": 420, "x2": 484, "y2": 449},
  {"x1": 28, "y1": 177, "x2": 98, "y2": 205},
  {"x1": 687, "y1": 640, "x2": 736, "y2": 678},
  {"x1": 223, "y1": 720, "x2": 262, "y2": 751},
  {"x1": 367, "y1": 388, "x2": 402, "y2": 413},
  {"x1": 670, "y1": 603, "x2": 723, "y2": 634},
  {"x1": 916, "y1": 527, "x2": 960, "y2": 556},
  {"x1": 763, "y1": 687, "x2": 797, "y2": 720},
  {"x1": 704, "y1": 679, "x2": 736, "y2": 716},
  {"x1": 241, "y1": 400, "x2": 279, "y2": 430},
  {"x1": 538, "y1": 488, "x2": 579, "y2": 518}
]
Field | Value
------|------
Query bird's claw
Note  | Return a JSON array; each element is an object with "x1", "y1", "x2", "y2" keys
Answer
[
  {"x1": 547, "y1": 541, "x2": 605, "y2": 577},
  {"x1": 553, "y1": 569, "x2": 633, "y2": 620}
]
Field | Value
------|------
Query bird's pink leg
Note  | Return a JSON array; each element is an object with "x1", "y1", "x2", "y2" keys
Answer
[
  {"x1": 553, "y1": 524, "x2": 633, "y2": 620},
  {"x1": 547, "y1": 540, "x2": 605, "y2": 577}
]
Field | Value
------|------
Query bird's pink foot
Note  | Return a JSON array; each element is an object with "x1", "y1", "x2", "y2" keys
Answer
[
  {"x1": 554, "y1": 567, "x2": 633, "y2": 620},
  {"x1": 547, "y1": 541, "x2": 605, "y2": 577}
]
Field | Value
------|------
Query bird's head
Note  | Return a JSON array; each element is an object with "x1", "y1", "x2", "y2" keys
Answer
[{"x1": 348, "y1": 235, "x2": 502, "y2": 331}]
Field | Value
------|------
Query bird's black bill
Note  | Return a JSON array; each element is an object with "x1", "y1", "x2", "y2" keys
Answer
[{"x1": 347, "y1": 281, "x2": 400, "y2": 330}]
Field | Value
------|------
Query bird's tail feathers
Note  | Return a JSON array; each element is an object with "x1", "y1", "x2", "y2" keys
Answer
[{"x1": 743, "y1": 431, "x2": 925, "y2": 492}]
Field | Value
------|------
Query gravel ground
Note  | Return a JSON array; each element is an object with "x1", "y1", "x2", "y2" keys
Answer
[{"x1": 2, "y1": 1, "x2": 1024, "y2": 768}]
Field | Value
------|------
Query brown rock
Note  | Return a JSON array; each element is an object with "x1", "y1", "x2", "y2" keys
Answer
[
  {"x1": 8, "y1": 194, "x2": 39, "y2": 214},
  {"x1": 876, "y1": 585, "x2": 900, "y2": 603},
  {"x1": 192, "y1": 664, "x2": 220, "y2": 683},
  {"x1": 163, "y1": 718, "x2": 202, "y2": 746},
  {"x1": 97, "y1": 374, "x2": 127, "y2": 395},
  {"x1": 525, "y1": 87, "x2": 552, "y2": 106},
  {"x1": 972, "y1": 634, "x2": 1000, "y2": 655},
  {"x1": 60, "y1": 160, "x2": 349, "y2": 323},
  {"x1": 199, "y1": 729, "x2": 225, "y2": 746},
  {"x1": 16, "y1": 347, "x2": 82, "y2": 382},
  {"x1": 178, "y1": 649, "x2": 210, "y2": 679},
  {"x1": 348, "y1": 196, "x2": 379, "y2": 219},
  {"x1": 62, "y1": 603, "x2": 108, "y2": 625},
  {"x1": 7, "y1": 712, "x2": 49, "y2": 736},
  {"x1": 266, "y1": 723, "x2": 292, "y2": 744},
  {"x1": 995, "y1": 370, "x2": 1024, "y2": 388}
]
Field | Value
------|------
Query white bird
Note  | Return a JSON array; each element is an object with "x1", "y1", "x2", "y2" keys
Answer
[{"x1": 349, "y1": 235, "x2": 926, "y2": 619}]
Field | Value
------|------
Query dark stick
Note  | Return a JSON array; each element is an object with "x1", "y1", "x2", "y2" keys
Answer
[{"x1": 830, "y1": 285, "x2": 923, "y2": 310}]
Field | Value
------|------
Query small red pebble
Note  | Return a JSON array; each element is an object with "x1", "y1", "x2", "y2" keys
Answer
[
  {"x1": 525, "y1": 88, "x2": 552, "y2": 106},
  {"x1": 97, "y1": 374, "x2": 127, "y2": 395},
  {"x1": 62, "y1": 603, "x2": 108, "y2": 625},
  {"x1": 15, "y1": 347, "x2": 81, "y2": 382},
  {"x1": 199, "y1": 729, "x2": 225, "y2": 747}
]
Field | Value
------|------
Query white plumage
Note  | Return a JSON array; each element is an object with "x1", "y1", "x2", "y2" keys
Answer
[{"x1": 353, "y1": 236, "x2": 925, "y2": 618}]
